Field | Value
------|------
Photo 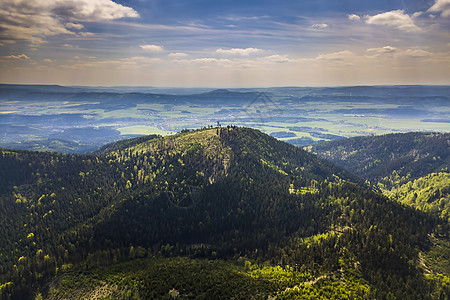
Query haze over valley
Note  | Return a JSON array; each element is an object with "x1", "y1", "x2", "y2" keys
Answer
[{"x1": 1, "y1": 84, "x2": 448, "y2": 153}]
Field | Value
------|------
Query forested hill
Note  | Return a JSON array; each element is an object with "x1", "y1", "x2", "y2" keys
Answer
[
  {"x1": 309, "y1": 132, "x2": 449, "y2": 188},
  {"x1": 0, "y1": 128, "x2": 448, "y2": 299},
  {"x1": 93, "y1": 134, "x2": 161, "y2": 154},
  {"x1": 308, "y1": 131, "x2": 450, "y2": 249}
]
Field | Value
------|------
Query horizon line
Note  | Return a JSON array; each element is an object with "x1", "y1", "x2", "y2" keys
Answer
[{"x1": 1, "y1": 83, "x2": 450, "y2": 89}]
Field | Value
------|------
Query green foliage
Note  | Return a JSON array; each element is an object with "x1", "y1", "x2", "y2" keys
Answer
[
  {"x1": 0, "y1": 128, "x2": 448, "y2": 299},
  {"x1": 385, "y1": 172, "x2": 450, "y2": 222},
  {"x1": 309, "y1": 132, "x2": 450, "y2": 299},
  {"x1": 425, "y1": 273, "x2": 450, "y2": 299},
  {"x1": 278, "y1": 279, "x2": 370, "y2": 300},
  {"x1": 422, "y1": 235, "x2": 450, "y2": 277},
  {"x1": 310, "y1": 132, "x2": 449, "y2": 189},
  {"x1": 94, "y1": 134, "x2": 161, "y2": 155},
  {"x1": 47, "y1": 257, "x2": 284, "y2": 299},
  {"x1": 46, "y1": 256, "x2": 371, "y2": 300}
]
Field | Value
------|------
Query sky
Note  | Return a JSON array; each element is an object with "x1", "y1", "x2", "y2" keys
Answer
[{"x1": 0, "y1": 0, "x2": 449, "y2": 87}]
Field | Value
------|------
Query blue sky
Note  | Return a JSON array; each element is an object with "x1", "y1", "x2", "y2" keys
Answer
[{"x1": 0, "y1": 0, "x2": 449, "y2": 87}]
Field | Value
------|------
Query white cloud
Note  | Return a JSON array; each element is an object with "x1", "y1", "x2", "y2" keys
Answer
[
  {"x1": 428, "y1": 0, "x2": 450, "y2": 17},
  {"x1": 0, "y1": 14, "x2": 74, "y2": 44},
  {"x1": 4, "y1": 54, "x2": 30, "y2": 59},
  {"x1": 311, "y1": 23, "x2": 328, "y2": 29},
  {"x1": 48, "y1": 0, "x2": 139, "y2": 22},
  {"x1": 168, "y1": 52, "x2": 188, "y2": 58},
  {"x1": 65, "y1": 22, "x2": 84, "y2": 30},
  {"x1": 315, "y1": 50, "x2": 354, "y2": 61},
  {"x1": 191, "y1": 58, "x2": 231, "y2": 64},
  {"x1": 0, "y1": 0, "x2": 139, "y2": 44},
  {"x1": 44, "y1": 58, "x2": 53, "y2": 63},
  {"x1": 168, "y1": 53, "x2": 291, "y2": 70},
  {"x1": 366, "y1": 46, "x2": 398, "y2": 55},
  {"x1": 171, "y1": 57, "x2": 233, "y2": 69},
  {"x1": 6, "y1": 46, "x2": 447, "y2": 86},
  {"x1": 216, "y1": 47, "x2": 263, "y2": 56},
  {"x1": 347, "y1": 14, "x2": 361, "y2": 21},
  {"x1": 365, "y1": 10, "x2": 421, "y2": 32},
  {"x1": 79, "y1": 32, "x2": 95, "y2": 37},
  {"x1": 62, "y1": 56, "x2": 162, "y2": 70},
  {"x1": 221, "y1": 15, "x2": 266, "y2": 22},
  {"x1": 261, "y1": 55, "x2": 291, "y2": 63},
  {"x1": 120, "y1": 56, "x2": 162, "y2": 64},
  {"x1": 140, "y1": 45, "x2": 164, "y2": 52},
  {"x1": 403, "y1": 49, "x2": 433, "y2": 57},
  {"x1": 366, "y1": 46, "x2": 433, "y2": 58}
]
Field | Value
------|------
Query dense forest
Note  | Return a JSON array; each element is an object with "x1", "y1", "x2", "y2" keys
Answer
[
  {"x1": 308, "y1": 131, "x2": 450, "y2": 297},
  {"x1": 0, "y1": 128, "x2": 449, "y2": 299},
  {"x1": 384, "y1": 172, "x2": 450, "y2": 222},
  {"x1": 309, "y1": 132, "x2": 449, "y2": 223},
  {"x1": 309, "y1": 132, "x2": 449, "y2": 188}
]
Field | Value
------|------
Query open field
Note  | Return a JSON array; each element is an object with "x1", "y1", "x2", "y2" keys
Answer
[{"x1": 0, "y1": 85, "x2": 448, "y2": 152}]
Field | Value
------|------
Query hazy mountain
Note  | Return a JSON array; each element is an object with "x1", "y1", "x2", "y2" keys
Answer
[{"x1": 1, "y1": 84, "x2": 449, "y2": 154}]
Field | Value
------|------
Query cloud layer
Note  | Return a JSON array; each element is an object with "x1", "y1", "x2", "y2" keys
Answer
[
  {"x1": 0, "y1": 0, "x2": 139, "y2": 44},
  {"x1": 428, "y1": 0, "x2": 450, "y2": 17},
  {"x1": 347, "y1": 14, "x2": 361, "y2": 21},
  {"x1": 0, "y1": 0, "x2": 448, "y2": 86},
  {"x1": 365, "y1": 10, "x2": 420, "y2": 32},
  {"x1": 4, "y1": 54, "x2": 30, "y2": 59},
  {"x1": 140, "y1": 45, "x2": 165, "y2": 52},
  {"x1": 216, "y1": 48, "x2": 263, "y2": 56},
  {"x1": 311, "y1": 23, "x2": 328, "y2": 29}
]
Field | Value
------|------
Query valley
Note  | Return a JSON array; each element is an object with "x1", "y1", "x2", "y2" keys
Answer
[{"x1": 1, "y1": 85, "x2": 449, "y2": 153}]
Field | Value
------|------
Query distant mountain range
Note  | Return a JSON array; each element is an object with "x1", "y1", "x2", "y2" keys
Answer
[{"x1": 1, "y1": 84, "x2": 449, "y2": 154}]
